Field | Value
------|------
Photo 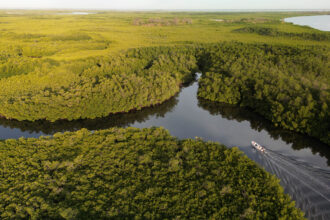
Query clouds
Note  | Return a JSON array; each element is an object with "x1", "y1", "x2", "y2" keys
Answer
[{"x1": 1, "y1": 0, "x2": 329, "y2": 9}]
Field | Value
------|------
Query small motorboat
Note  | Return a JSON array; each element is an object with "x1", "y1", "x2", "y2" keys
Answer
[{"x1": 251, "y1": 141, "x2": 266, "y2": 153}]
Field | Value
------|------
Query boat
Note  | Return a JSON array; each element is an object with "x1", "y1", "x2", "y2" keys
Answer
[{"x1": 251, "y1": 141, "x2": 266, "y2": 153}]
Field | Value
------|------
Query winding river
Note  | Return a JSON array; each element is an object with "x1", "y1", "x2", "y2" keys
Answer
[{"x1": 0, "y1": 74, "x2": 329, "y2": 219}]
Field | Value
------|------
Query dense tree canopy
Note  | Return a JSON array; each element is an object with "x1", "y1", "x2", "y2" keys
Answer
[
  {"x1": 0, "y1": 127, "x2": 304, "y2": 219},
  {"x1": 197, "y1": 43, "x2": 330, "y2": 145},
  {"x1": 0, "y1": 42, "x2": 328, "y2": 145},
  {"x1": 0, "y1": 47, "x2": 198, "y2": 121}
]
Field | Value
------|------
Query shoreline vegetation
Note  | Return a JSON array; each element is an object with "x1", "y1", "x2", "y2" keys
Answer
[
  {"x1": 233, "y1": 26, "x2": 330, "y2": 41},
  {"x1": 0, "y1": 84, "x2": 183, "y2": 121},
  {"x1": 0, "y1": 42, "x2": 329, "y2": 145},
  {"x1": 0, "y1": 127, "x2": 305, "y2": 219}
]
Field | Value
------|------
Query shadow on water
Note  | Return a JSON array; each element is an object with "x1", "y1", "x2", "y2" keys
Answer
[
  {"x1": 0, "y1": 80, "x2": 198, "y2": 137},
  {"x1": 0, "y1": 94, "x2": 179, "y2": 137}
]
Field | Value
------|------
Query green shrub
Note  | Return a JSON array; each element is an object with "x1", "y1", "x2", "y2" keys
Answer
[{"x1": 233, "y1": 26, "x2": 330, "y2": 41}]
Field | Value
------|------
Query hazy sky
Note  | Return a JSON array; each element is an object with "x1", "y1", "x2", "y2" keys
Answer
[{"x1": 0, "y1": 0, "x2": 330, "y2": 10}]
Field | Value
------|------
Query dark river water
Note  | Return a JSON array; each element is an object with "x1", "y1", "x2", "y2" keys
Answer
[{"x1": 1, "y1": 74, "x2": 329, "y2": 219}]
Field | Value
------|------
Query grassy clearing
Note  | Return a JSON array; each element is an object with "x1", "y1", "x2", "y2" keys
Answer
[{"x1": 0, "y1": 10, "x2": 329, "y2": 61}]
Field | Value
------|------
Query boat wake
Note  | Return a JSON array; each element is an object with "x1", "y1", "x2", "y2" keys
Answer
[{"x1": 253, "y1": 148, "x2": 330, "y2": 220}]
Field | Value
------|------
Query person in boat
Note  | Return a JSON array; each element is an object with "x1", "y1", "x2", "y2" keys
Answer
[{"x1": 251, "y1": 141, "x2": 266, "y2": 153}]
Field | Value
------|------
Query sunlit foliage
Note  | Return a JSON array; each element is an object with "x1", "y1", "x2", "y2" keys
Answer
[{"x1": 0, "y1": 46, "x2": 197, "y2": 121}]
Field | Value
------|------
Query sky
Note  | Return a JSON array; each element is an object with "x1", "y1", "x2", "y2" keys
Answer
[{"x1": 0, "y1": 0, "x2": 330, "y2": 10}]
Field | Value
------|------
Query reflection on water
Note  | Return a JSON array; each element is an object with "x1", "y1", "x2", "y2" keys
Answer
[
  {"x1": 0, "y1": 93, "x2": 178, "y2": 137},
  {"x1": 198, "y1": 99, "x2": 330, "y2": 166},
  {"x1": 0, "y1": 74, "x2": 329, "y2": 219}
]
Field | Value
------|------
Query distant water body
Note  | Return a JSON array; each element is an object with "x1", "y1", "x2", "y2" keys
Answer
[
  {"x1": 284, "y1": 15, "x2": 330, "y2": 31},
  {"x1": 71, "y1": 12, "x2": 93, "y2": 15},
  {"x1": 56, "y1": 12, "x2": 95, "y2": 15}
]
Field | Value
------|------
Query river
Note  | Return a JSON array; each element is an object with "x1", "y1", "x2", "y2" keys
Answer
[
  {"x1": 284, "y1": 15, "x2": 330, "y2": 31},
  {"x1": 0, "y1": 74, "x2": 329, "y2": 219}
]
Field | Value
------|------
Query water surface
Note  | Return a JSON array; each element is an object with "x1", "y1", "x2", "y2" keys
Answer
[
  {"x1": 55, "y1": 12, "x2": 96, "y2": 15},
  {"x1": 284, "y1": 15, "x2": 330, "y2": 31}
]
